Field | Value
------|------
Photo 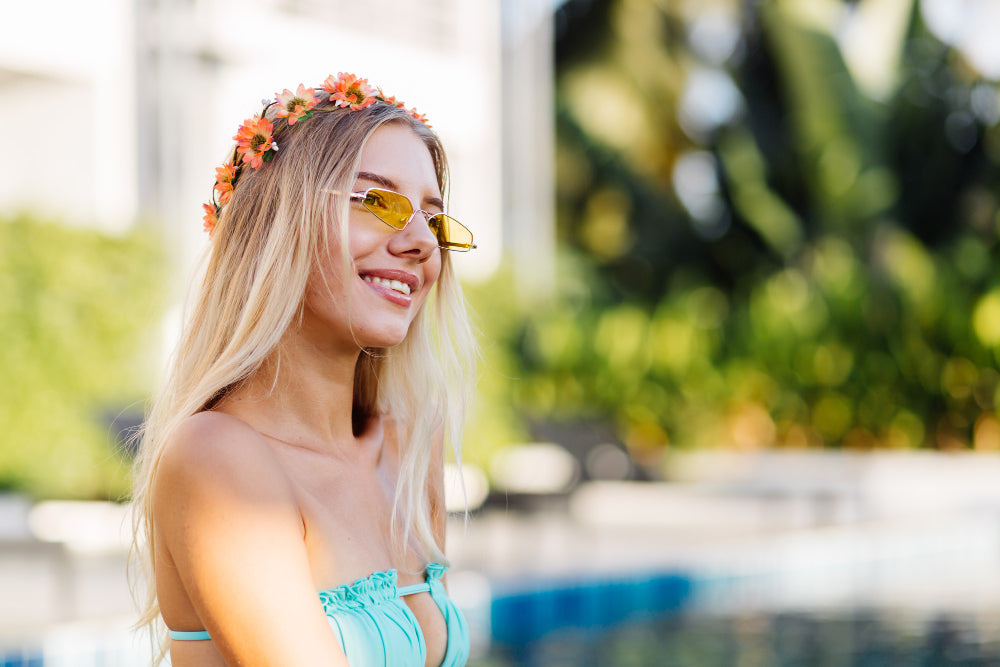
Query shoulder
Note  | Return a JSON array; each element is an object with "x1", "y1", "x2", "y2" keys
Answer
[
  {"x1": 158, "y1": 410, "x2": 275, "y2": 472},
  {"x1": 151, "y1": 412, "x2": 344, "y2": 662},
  {"x1": 152, "y1": 411, "x2": 299, "y2": 530}
]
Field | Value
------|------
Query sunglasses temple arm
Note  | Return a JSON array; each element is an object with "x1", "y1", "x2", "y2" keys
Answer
[{"x1": 323, "y1": 189, "x2": 364, "y2": 201}]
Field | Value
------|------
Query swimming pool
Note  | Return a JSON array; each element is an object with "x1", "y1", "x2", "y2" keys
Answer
[{"x1": 473, "y1": 607, "x2": 1000, "y2": 666}]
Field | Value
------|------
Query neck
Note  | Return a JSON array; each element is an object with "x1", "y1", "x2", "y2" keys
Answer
[{"x1": 218, "y1": 327, "x2": 367, "y2": 453}]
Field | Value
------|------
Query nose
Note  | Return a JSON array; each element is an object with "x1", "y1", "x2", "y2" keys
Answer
[{"x1": 388, "y1": 209, "x2": 438, "y2": 260}]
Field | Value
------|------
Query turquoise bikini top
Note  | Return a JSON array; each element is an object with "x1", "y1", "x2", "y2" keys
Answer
[{"x1": 169, "y1": 562, "x2": 469, "y2": 667}]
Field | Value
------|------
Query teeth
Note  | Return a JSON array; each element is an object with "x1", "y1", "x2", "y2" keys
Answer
[{"x1": 363, "y1": 275, "x2": 411, "y2": 296}]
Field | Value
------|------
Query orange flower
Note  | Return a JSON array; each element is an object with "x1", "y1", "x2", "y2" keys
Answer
[
  {"x1": 275, "y1": 84, "x2": 319, "y2": 125},
  {"x1": 377, "y1": 88, "x2": 407, "y2": 109},
  {"x1": 408, "y1": 108, "x2": 431, "y2": 127},
  {"x1": 202, "y1": 73, "x2": 435, "y2": 236},
  {"x1": 214, "y1": 163, "x2": 237, "y2": 204},
  {"x1": 203, "y1": 203, "x2": 219, "y2": 234},
  {"x1": 234, "y1": 115, "x2": 278, "y2": 169},
  {"x1": 322, "y1": 72, "x2": 376, "y2": 110}
]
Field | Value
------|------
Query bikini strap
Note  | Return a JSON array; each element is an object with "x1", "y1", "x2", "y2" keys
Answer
[
  {"x1": 397, "y1": 582, "x2": 430, "y2": 597},
  {"x1": 169, "y1": 629, "x2": 212, "y2": 641},
  {"x1": 398, "y1": 562, "x2": 447, "y2": 598}
]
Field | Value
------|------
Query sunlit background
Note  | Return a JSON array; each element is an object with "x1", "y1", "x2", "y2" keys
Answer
[{"x1": 3, "y1": 0, "x2": 1000, "y2": 664}]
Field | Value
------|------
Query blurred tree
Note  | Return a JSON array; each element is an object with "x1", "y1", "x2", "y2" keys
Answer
[
  {"x1": 0, "y1": 215, "x2": 164, "y2": 499},
  {"x1": 468, "y1": 0, "x2": 1000, "y2": 466}
]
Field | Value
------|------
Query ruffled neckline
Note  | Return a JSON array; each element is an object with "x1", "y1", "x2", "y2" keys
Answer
[{"x1": 318, "y1": 562, "x2": 447, "y2": 612}]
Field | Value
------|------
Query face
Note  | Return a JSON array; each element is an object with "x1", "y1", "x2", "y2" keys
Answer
[{"x1": 302, "y1": 122, "x2": 444, "y2": 351}]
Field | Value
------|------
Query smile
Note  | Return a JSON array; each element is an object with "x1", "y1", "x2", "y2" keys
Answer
[{"x1": 361, "y1": 274, "x2": 412, "y2": 296}]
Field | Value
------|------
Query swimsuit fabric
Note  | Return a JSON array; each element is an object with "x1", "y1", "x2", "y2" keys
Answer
[{"x1": 168, "y1": 562, "x2": 469, "y2": 667}]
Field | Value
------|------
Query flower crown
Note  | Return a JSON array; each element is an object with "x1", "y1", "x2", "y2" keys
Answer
[{"x1": 202, "y1": 72, "x2": 431, "y2": 235}]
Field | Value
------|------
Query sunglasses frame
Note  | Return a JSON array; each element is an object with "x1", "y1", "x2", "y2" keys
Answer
[{"x1": 348, "y1": 187, "x2": 476, "y2": 251}]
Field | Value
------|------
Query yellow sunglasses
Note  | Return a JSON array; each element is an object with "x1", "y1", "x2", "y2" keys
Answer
[{"x1": 350, "y1": 188, "x2": 476, "y2": 251}]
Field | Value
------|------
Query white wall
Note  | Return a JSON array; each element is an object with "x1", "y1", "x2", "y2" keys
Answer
[{"x1": 0, "y1": 0, "x2": 507, "y2": 283}]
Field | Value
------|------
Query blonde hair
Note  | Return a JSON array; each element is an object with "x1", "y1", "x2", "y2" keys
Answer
[{"x1": 130, "y1": 98, "x2": 476, "y2": 656}]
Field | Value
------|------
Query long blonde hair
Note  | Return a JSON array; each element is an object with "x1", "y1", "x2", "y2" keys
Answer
[{"x1": 130, "y1": 98, "x2": 476, "y2": 653}]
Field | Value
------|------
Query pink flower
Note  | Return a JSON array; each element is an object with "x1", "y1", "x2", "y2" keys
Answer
[
  {"x1": 322, "y1": 72, "x2": 376, "y2": 110},
  {"x1": 274, "y1": 84, "x2": 319, "y2": 125}
]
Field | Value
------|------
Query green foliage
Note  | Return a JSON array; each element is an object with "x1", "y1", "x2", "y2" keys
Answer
[
  {"x1": 0, "y1": 215, "x2": 164, "y2": 499},
  {"x1": 471, "y1": 0, "x2": 1000, "y2": 457},
  {"x1": 461, "y1": 268, "x2": 532, "y2": 469}
]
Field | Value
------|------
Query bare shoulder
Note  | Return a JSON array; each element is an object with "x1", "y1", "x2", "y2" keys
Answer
[
  {"x1": 152, "y1": 412, "x2": 345, "y2": 663},
  {"x1": 152, "y1": 411, "x2": 299, "y2": 529},
  {"x1": 160, "y1": 410, "x2": 273, "y2": 465}
]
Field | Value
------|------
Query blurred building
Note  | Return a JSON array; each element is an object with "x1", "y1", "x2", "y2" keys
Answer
[{"x1": 0, "y1": 0, "x2": 559, "y2": 289}]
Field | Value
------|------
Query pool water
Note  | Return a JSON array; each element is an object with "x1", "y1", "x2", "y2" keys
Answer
[{"x1": 473, "y1": 608, "x2": 1000, "y2": 666}]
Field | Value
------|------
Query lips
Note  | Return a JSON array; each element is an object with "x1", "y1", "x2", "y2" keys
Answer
[
  {"x1": 362, "y1": 275, "x2": 411, "y2": 295},
  {"x1": 358, "y1": 269, "x2": 419, "y2": 302}
]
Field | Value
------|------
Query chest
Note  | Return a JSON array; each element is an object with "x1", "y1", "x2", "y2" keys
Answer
[
  {"x1": 276, "y1": 451, "x2": 450, "y2": 667},
  {"x1": 284, "y1": 452, "x2": 397, "y2": 568}
]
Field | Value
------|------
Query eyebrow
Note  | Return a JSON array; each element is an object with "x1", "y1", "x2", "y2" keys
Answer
[
  {"x1": 356, "y1": 171, "x2": 445, "y2": 211},
  {"x1": 356, "y1": 171, "x2": 397, "y2": 190}
]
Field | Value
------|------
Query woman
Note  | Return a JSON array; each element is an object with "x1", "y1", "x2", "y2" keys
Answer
[{"x1": 131, "y1": 73, "x2": 477, "y2": 667}]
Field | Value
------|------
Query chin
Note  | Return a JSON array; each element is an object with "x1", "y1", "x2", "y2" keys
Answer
[{"x1": 353, "y1": 323, "x2": 412, "y2": 350}]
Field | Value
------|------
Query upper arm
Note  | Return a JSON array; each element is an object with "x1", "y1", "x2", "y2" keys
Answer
[{"x1": 152, "y1": 412, "x2": 347, "y2": 666}]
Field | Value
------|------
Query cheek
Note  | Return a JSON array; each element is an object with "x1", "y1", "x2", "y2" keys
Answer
[
  {"x1": 346, "y1": 215, "x2": 385, "y2": 256},
  {"x1": 430, "y1": 254, "x2": 443, "y2": 282},
  {"x1": 406, "y1": 258, "x2": 441, "y2": 314},
  {"x1": 305, "y1": 250, "x2": 354, "y2": 307},
  {"x1": 320, "y1": 230, "x2": 357, "y2": 286},
  {"x1": 424, "y1": 255, "x2": 443, "y2": 294}
]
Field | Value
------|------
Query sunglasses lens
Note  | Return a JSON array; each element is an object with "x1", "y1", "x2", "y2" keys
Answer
[
  {"x1": 358, "y1": 188, "x2": 474, "y2": 250},
  {"x1": 428, "y1": 214, "x2": 475, "y2": 251},
  {"x1": 363, "y1": 189, "x2": 411, "y2": 229}
]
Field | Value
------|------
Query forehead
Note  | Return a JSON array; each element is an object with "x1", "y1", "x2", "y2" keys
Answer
[{"x1": 356, "y1": 124, "x2": 440, "y2": 195}]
